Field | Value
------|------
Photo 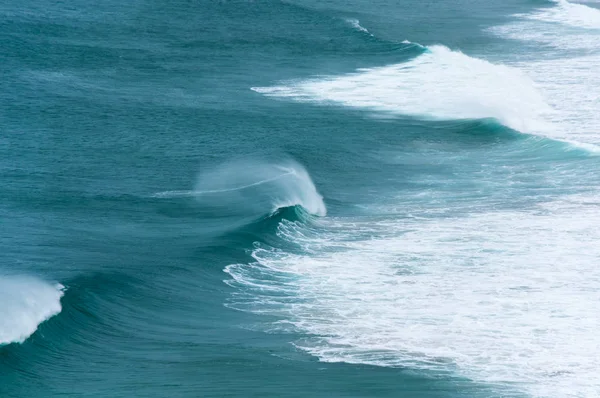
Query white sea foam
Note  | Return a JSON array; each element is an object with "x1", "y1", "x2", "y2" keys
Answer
[
  {"x1": 252, "y1": 45, "x2": 553, "y2": 134},
  {"x1": 517, "y1": 54, "x2": 600, "y2": 145},
  {"x1": 527, "y1": 0, "x2": 600, "y2": 29},
  {"x1": 490, "y1": 0, "x2": 600, "y2": 51},
  {"x1": 226, "y1": 194, "x2": 600, "y2": 397},
  {"x1": 491, "y1": 1, "x2": 600, "y2": 146},
  {"x1": 0, "y1": 276, "x2": 64, "y2": 345}
]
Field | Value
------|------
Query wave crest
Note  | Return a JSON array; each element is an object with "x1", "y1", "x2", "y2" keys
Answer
[
  {"x1": 155, "y1": 159, "x2": 326, "y2": 218},
  {"x1": 531, "y1": 0, "x2": 600, "y2": 29},
  {"x1": 252, "y1": 45, "x2": 552, "y2": 134},
  {"x1": 0, "y1": 276, "x2": 64, "y2": 345}
]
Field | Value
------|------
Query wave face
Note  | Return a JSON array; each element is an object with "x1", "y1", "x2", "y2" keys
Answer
[
  {"x1": 0, "y1": 277, "x2": 64, "y2": 345},
  {"x1": 253, "y1": 45, "x2": 552, "y2": 134},
  {"x1": 226, "y1": 194, "x2": 600, "y2": 398}
]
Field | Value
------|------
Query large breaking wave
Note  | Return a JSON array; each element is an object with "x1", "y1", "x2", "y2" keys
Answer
[
  {"x1": 0, "y1": 276, "x2": 64, "y2": 346},
  {"x1": 252, "y1": 44, "x2": 553, "y2": 134}
]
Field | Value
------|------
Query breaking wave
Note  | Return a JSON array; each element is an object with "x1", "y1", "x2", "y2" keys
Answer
[
  {"x1": 0, "y1": 276, "x2": 64, "y2": 346},
  {"x1": 154, "y1": 159, "x2": 326, "y2": 218},
  {"x1": 252, "y1": 45, "x2": 553, "y2": 134}
]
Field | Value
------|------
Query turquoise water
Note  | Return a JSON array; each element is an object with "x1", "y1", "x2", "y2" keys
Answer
[{"x1": 2, "y1": 1, "x2": 600, "y2": 397}]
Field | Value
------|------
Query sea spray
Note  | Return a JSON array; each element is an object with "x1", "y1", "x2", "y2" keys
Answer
[{"x1": 154, "y1": 159, "x2": 326, "y2": 218}]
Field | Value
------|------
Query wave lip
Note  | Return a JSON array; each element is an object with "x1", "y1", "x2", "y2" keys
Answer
[
  {"x1": 252, "y1": 45, "x2": 553, "y2": 134},
  {"x1": 0, "y1": 276, "x2": 64, "y2": 345}
]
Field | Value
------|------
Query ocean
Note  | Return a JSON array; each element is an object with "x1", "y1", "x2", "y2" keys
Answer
[{"x1": 1, "y1": 0, "x2": 599, "y2": 396}]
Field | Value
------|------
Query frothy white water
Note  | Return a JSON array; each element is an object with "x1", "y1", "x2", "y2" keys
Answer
[
  {"x1": 155, "y1": 159, "x2": 326, "y2": 217},
  {"x1": 252, "y1": 45, "x2": 553, "y2": 134},
  {"x1": 226, "y1": 195, "x2": 600, "y2": 397},
  {"x1": 491, "y1": 1, "x2": 600, "y2": 146},
  {"x1": 0, "y1": 276, "x2": 64, "y2": 345},
  {"x1": 517, "y1": 54, "x2": 600, "y2": 145},
  {"x1": 490, "y1": 0, "x2": 600, "y2": 51},
  {"x1": 527, "y1": 0, "x2": 600, "y2": 29}
]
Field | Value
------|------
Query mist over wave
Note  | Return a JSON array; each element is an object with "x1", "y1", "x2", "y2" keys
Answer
[
  {"x1": 154, "y1": 159, "x2": 326, "y2": 218},
  {"x1": 0, "y1": 276, "x2": 64, "y2": 345},
  {"x1": 491, "y1": 0, "x2": 600, "y2": 146}
]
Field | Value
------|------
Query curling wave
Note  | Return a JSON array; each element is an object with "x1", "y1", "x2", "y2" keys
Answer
[
  {"x1": 252, "y1": 45, "x2": 553, "y2": 134},
  {"x1": 0, "y1": 276, "x2": 64, "y2": 346},
  {"x1": 154, "y1": 159, "x2": 326, "y2": 218}
]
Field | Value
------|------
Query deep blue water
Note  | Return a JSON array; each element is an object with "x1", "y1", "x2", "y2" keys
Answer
[{"x1": 2, "y1": 1, "x2": 600, "y2": 397}]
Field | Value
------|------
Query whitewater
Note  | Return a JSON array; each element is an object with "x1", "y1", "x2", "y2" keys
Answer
[
  {"x1": 237, "y1": 1, "x2": 600, "y2": 397},
  {"x1": 0, "y1": 277, "x2": 64, "y2": 346}
]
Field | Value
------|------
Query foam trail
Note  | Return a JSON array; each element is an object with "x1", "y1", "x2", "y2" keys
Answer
[
  {"x1": 0, "y1": 276, "x2": 64, "y2": 345},
  {"x1": 253, "y1": 45, "x2": 553, "y2": 134}
]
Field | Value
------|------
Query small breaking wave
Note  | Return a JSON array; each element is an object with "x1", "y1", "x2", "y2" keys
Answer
[
  {"x1": 0, "y1": 276, "x2": 64, "y2": 346},
  {"x1": 154, "y1": 159, "x2": 326, "y2": 218},
  {"x1": 252, "y1": 44, "x2": 553, "y2": 134}
]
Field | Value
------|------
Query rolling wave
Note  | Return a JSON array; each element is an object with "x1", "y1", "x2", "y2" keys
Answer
[
  {"x1": 252, "y1": 44, "x2": 553, "y2": 134},
  {"x1": 0, "y1": 276, "x2": 64, "y2": 345}
]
